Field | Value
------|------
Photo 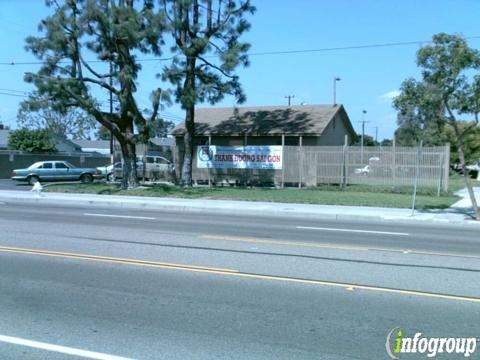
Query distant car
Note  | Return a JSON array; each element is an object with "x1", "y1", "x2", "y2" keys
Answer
[
  {"x1": 11, "y1": 161, "x2": 100, "y2": 185},
  {"x1": 104, "y1": 156, "x2": 175, "y2": 181},
  {"x1": 466, "y1": 162, "x2": 479, "y2": 179},
  {"x1": 96, "y1": 162, "x2": 118, "y2": 181}
]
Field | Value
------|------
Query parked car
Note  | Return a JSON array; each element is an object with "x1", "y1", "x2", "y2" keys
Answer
[
  {"x1": 466, "y1": 162, "x2": 479, "y2": 179},
  {"x1": 96, "y1": 162, "x2": 118, "y2": 181},
  {"x1": 11, "y1": 161, "x2": 100, "y2": 185},
  {"x1": 102, "y1": 156, "x2": 175, "y2": 181}
]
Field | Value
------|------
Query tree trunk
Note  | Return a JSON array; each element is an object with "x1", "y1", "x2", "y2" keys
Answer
[
  {"x1": 452, "y1": 122, "x2": 479, "y2": 220},
  {"x1": 180, "y1": 57, "x2": 196, "y2": 187},
  {"x1": 119, "y1": 138, "x2": 139, "y2": 190},
  {"x1": 181, "y1": 105, "x2": 195, "y2": 187}
]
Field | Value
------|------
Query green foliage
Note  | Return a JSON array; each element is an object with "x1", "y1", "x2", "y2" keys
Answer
[
  {"x1": 393, "y1": 78, "x2": 446, "y2": 145},
  {"x1": 160, "y1": 0, "x2": 255, "y2": 185},
  {"x1": 393, "y1": 34, "x2": 480, "y2": 145},
  {"x1": 393, "y1": 33, "x2": 480, "y2": 217},
  {"x1": 162, "y1": 0, "x2": 255, "y2": 108},
  {"x1": 7, "y1": 128, "x2": 57, "y2": 153},
  {"x1": 352, "y1": 134, "x2": 379, "y2": 146},
  {"x1": 44, "y1": 182, "x2": 459, "y2": 210},
  {"x1": 96, "y1": 125, "x2": 111, "y2": 140},
  {"x1": 17, "y1": 104, "x2": 96, "y2": 140},
  {"x1": 24, "y1": 0, "x2": 167, "y2": 189},
  {"x1": 444, "y1": 121, "x2": 480, "y2": 164}
]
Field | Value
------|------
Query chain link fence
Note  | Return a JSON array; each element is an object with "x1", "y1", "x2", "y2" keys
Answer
[{"x1": 187, "y1": 145, "x2": 450, "y2": 191}]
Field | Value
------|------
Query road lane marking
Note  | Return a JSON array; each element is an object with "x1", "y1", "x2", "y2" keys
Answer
[
  {"x1": 201, "y1": 235, "x2": 480, "y2": 260},
  {"x1": 84, "y1": 213, "x2": 155, "y2": 220},
  {"x1": 0, "y1": 246, "x2": 237, "y2": 273},
  {"x1": 296, "y1": 226, "x2": 409, "y2": 236},
  {"x1": 200, "y1": 234, "x2": 368, "y2": 251},
  {"x1": 0, "y1": 246, "x2": 478, "y2": 303},
  {"x1": 0, "y1": 335, "x2": 133, "y2": 360}
]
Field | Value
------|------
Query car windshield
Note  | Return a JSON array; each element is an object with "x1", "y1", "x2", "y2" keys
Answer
[
  {"x1": 27, "y1": 162, "x2": 44, "y2": 169},
  {"x1": 63, "y1": 161, "x2": 75, "y2": 168}
]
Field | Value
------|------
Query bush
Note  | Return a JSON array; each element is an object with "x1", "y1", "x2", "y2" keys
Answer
[{"x1": 7, "y1": 128, "x2": 56, "y2": 153}]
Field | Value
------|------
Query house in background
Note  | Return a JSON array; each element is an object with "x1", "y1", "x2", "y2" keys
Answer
[
  {"x1": 0, "y1": 128, "x2": 9, "y2": 150},
  {"x1": 71, "y1": 139, "x2": 111, "y2": 155},
  {"x1": 71, "y1": 137, "x2": 175, "y2": 159},
  {"x1": 172, "y1": 104, "x2": 356, "y2": 147}
]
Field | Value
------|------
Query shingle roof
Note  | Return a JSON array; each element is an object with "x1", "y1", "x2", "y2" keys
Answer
[
  {"x1": 150, "y1": 137, "x2": 175, "y2": 147},
  {"x1": 0, "y1": 129, "x2": 10, "y2": 148},
  {"x1": 172, "y1": 104, "x2": 353, "y2": 136},
  {"x1": 71, "y1": 139, "x2": 111, "y2": 149}
]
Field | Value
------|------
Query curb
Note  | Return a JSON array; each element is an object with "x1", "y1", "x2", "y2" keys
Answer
[{"x1": 1, "y1": 190, "x2": 479, "y2": 228}]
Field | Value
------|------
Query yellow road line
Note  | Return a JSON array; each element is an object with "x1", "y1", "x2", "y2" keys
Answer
[
  {"x1": 0, "y1": 246, "x2": 237, "y2": 273},
  {"x1": 0, "y1": 245, "x2": 479, "y2": 303},
  {"x1": 201, "y1": 235, "x2": 480, "y2": 260},
  {"x1": 200, "y1": 234, "x2": 368, "y2": 251}
]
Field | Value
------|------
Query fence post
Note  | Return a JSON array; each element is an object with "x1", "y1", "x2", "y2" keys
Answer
[
  {"x1": 208, "y1": 135, "x2": 212, "y2": 187},
  {"x1": 298, "y1": 136, "x2": 303, "y2": 188},
  {"x1": 281, "y1": 134, "x2": 285, "y2": 188},
  {"x1": 411, "y1": 140, "x2": 423, "y2": 216},
  {"x1": 342, "y1": 135, "x2": 348, "y2": 188},
  {"x1": 443, "y1": 143, "x2": 450, "y2": 192},
  {"x1": 392, "y1": 137, "x2": 396, "y2": 186}
]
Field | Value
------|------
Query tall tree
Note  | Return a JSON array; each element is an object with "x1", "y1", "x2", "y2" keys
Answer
[
  {"x1": 17, "y1": 102, "x2": 97, "y2": 140},
  {"x1": 161, "y1": 0, "x2": 255, "y2": 186},
  {"x1": 394, "y1": 33, "x2": 480, "y2": 219},
  {"x1": 24, "y1": 0, "x2": 165, "y2": 189},
  {"x1": 393, "y1": 79, "x2": 446, "y2": 146}
]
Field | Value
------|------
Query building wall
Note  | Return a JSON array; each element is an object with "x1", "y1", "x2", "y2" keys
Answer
[{"x1": 316, "y1": 114, "x2": 353, "y2": 145}]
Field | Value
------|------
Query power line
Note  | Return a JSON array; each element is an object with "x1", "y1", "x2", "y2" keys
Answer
[
  {"x1": 0, "y1": 91, "x2": 27, "y2": 98},
  {"x1": 2, "y1": 35, "x2": 479, "y2": 66},
  {"x1": 0, "y1": 88, "x2": 28, "y2": 94}
]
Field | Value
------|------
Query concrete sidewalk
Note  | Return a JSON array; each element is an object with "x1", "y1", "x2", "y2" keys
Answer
[{"x1": 0, "y1": 189, "x2": 479, "y2": 227}]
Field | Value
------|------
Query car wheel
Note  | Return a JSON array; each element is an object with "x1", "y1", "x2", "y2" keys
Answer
[
  {"x1": 80, "y1": 174, "x2": 93, "y2": 184},
  {"x1": 106, "y1": 173, "x2": 114, "y2": 182},
  {"x1": 28, "y1": 175, "x2": 40, "y2": 185}
]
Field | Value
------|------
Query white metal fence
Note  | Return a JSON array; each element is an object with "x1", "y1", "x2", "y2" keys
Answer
[{"x1": 187, "y1": 145, "x2": 450, "y2": 191}]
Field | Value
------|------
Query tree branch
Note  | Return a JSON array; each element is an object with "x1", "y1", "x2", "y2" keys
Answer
[{"x1": 197, "y1": 55, "x2": 234, "y2": 78}]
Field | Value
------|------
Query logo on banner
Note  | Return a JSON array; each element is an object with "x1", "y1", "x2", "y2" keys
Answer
[{"x1": 198, "y1": 146, "x2": 213, "y2": 162}]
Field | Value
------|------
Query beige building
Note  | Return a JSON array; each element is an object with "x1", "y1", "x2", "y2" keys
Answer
[{"x1": 172, "y1": 104, "x2": 357, "y2": 147}]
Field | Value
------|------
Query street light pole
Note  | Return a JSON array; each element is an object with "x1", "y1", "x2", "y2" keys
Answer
[{"x1": 333, "y1": 77, "x2": 341, "y2": 106}]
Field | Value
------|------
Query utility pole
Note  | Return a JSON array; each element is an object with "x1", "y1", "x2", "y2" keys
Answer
[
  {"x1": 374, "y1": 126, "x2": 378, "y2": 144},
  {"x1": 358, "y1": 110, "x2": 369, "y2": 164},
  {"x1": 333, "y1": 77, "x2": 341, "y2": 106},
  {"x1": 285, "y1": 95, "x2": 295, "y2": 107}
]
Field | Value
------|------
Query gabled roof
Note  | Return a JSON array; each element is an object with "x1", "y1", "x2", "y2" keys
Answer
[
  {"x1": 0, "y1": 129, "x2": 10, "y2": 148},
  {"x1": 172, "y1": 104, "x2": 356, "y2": 137},
  {"x1": 150, "y1": 137, "x2": 175, "y2": 147},
  {"x1": 71, "y1": 139, "x2": 111, "y2": 149}
]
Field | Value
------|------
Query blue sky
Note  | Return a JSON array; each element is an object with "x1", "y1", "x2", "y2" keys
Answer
[{"x1": 0, "y1": 0, "x2": 479, "y2": 140}]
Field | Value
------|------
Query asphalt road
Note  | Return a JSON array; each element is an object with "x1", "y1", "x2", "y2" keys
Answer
[
  {"x1": 0, "y1": 178, "x2": 31, "y2": 191},
  {"x1": 0, "y1": 202, "x2": 479, "y2": 359}
]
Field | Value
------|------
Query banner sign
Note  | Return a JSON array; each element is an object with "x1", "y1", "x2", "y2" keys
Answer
[{"x1": 197, "y1": 145, "x2": 283, "y2": 169}]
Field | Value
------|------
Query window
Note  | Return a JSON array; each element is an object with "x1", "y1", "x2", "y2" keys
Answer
[
  {"x1": 42, "y1": 162, "x2": 53, "y2": 169},
  {"x1": 55, "y1": 162, "x2": 69, "y2": 169},
  {"x1": 156, "y1": 157, "x2": 170, "y2": 164}
]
